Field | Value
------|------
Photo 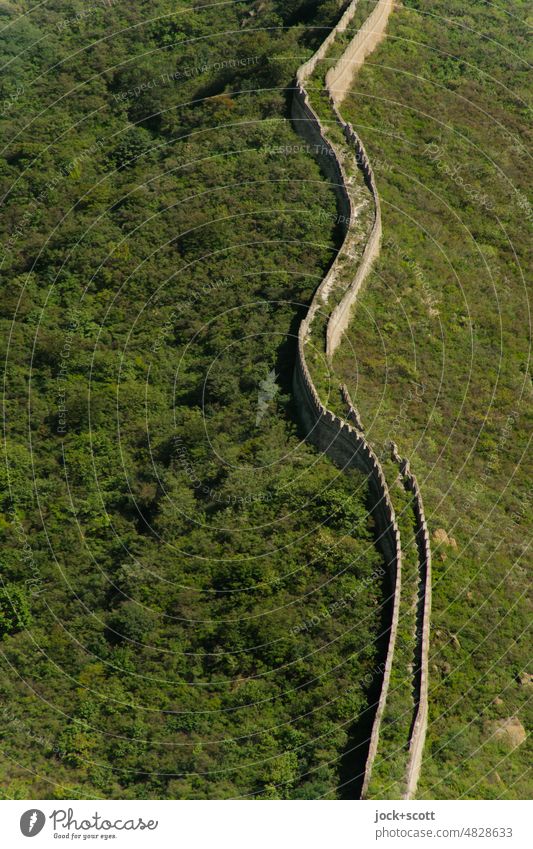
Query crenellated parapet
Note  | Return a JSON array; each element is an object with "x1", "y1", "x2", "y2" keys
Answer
[
  {"x1": 326, "y1": 112, "x2": 382, "y2": 357},
  {"x1": 326, "y1": 0, "x2": 394, "y2": 104},
  {"x1": 394, "y1": 450, "x2": 432, "y2": 799},
  {"x1": 291, "y1": 0, "x2": 432, "y2": 799}
]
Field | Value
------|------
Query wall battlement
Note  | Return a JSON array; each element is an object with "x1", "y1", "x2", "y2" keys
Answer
[
  {"x1": 394, "y1": 448, "x2": 432, "y2": 800},
  {"x1": 291, "y1": 0, "x2": 431, "y2": 799}
]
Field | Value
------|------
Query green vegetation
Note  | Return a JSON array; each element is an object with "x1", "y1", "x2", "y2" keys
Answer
[
  {"x1": 0, "y1": 1, "x2": 391, "y2": 799},
  {"x1": 335, "y1": 0, "x2": 532, "y2": 799},
  {"x1": 1, "y1": 0, "x2": 529, "y2": 803}
]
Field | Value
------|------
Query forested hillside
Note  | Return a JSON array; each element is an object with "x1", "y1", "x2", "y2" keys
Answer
[
  {"x1": 1, "y1": 0, "x2": 530, "y2": 803},
  {"x1": 0, "y1": 1, "x2": 388, "y2": 799}
]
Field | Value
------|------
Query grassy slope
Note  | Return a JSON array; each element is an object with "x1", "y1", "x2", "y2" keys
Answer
[
  {"x1": 334, "y1": 0, "x2": 532, "y2": 798},
  {"x1": 0, "y1": 1, "x2": 388, "y2": 799}
]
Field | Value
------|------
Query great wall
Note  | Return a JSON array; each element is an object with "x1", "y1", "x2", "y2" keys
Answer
[{"x1": 290, "y1": 0, "x2": 432, "y2": 798}]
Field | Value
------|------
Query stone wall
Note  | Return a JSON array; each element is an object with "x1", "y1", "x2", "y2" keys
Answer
[
  {"x1": 292, "y1": 1, "x2": 392, "y2": 352},
  {"x1": 339, "y1": 389, "x2": 402, "y2": 798},
  {"x1": 399, "y1": 460, "x2": 432, "y2": 800},
  {"x1": 326, "y1": 0, "x2": 394, "y2": 104},
  {"x1": 291, "y1": 0, "x2": 431, "y2": 800},
  {"x1": 324, "y1": 0, "x2": 394, "y2": 357},
  {"x1": 326, "y1": 111, "x2": 382, "y2": 357}
]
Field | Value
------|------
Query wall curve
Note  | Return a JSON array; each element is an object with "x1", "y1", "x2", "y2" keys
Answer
[
  {"x1": 392, "y1": 448, "x2": 433, "y2": 800},
  {"x1": 290, "y1": 0, "x2": 432, "y2": 799},
  {"x1": 326, "y1": 0, "x2": 394, "y2": 104}
]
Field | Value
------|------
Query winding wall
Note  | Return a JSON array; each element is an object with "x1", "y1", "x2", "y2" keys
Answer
[
  {"x1": 326, "y1": 0, "x2": 393, "y2": 104},
  {"x1": 325, "y1": 0, "x2": 394, "y2": 356},
  {"x1": 339, "y1": 388, "x2": 402, "y2": 798},
  {"x1": 291, "y1": 0, "x2": 431, "y2": 798}
]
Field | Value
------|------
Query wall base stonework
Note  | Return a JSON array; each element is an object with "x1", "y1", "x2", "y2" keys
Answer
[{"x1": 290, "y1": 0, "x2": 432, "y2": 800}]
